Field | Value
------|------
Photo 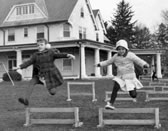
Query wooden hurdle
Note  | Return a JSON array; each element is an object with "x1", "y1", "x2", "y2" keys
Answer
[
  {"x1": 145, "y1": 86, "x2": 168, "y2": 102},
  {"x1": 145, "y1": 91, "x2": 168, "y2": 102},
  {"x1": 97, "y1": 108, "x2": 161, "y2": 129},
  {"x1": 67, "y1": 81, "x2": 97, "y2": 102},
  {"x1": 105, "y1": 86, "x2": 155, "y2": 102},
  {"x1": 24, "y1": 107, "x2": 83, "y2": 127}
]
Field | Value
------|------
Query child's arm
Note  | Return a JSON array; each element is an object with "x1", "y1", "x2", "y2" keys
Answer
[
  {"x1": 51, "y1": 49, "x2": 75, "y2": 59},
  {"x1": 14, "y1": 54, "x2": 36, "y2": 70},
  {"x1": 96, "y1": 54, "x2": 116, "y2": 67},
  {"x1": 130, "y1": 52, "x2": 149, "y2": 68}
]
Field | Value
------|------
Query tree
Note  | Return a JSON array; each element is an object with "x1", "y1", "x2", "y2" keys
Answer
[
  {"x1": 161, "y1": 10, "x2": 168, "y2": 25},
  {"x1": 154, "y1": 23, "x2": 168, "y2": 48},
  {"x1": 133, "y1": 24, "x2": 151, "y2": 49},
  {"x1": 105, "y1": 0, "x2": 136, "y2": 48}
]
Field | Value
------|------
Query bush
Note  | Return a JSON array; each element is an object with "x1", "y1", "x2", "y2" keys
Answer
[{"x1": 2, "y1": 71, "x2": 22, "y2": 81}]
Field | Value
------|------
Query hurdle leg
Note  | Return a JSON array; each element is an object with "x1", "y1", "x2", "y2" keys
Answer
[
  {"x1": 154, "y1": 108, "x2": 161, "y2": 129},
  {"x1": 145, "y1": 92, "x2": 150, "y2": 102},
  {"x1": 97, "y1": 108, "x2": 104, "y2": 127},
  {"x1": 92, "y1": 82, "x2": 97, "y2": 102},
  {"x1": 67, "y1": 83, "x2": 72, "y2": 101},
  {"x1": 24, "y1": 108, "x2": 31, "y2": 127},
  {"x1": 74, "y1": 107, "x2": 83, "y2": 127}
]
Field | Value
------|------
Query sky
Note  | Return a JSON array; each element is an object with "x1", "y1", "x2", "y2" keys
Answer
[{"x1": 90, "y1": 0, "x2": 168, "y2": 32}]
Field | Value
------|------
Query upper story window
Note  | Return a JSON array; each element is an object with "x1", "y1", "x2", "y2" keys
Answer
[
  {"x1": 79, "y1": 26, "x2": 87, "y2": 39},
  {"x1": 96, "y1": 33, "x2": 99, "y2": 41},
  {"x1": 80, "y1": 7, "x2": 84, "y2": 18},
  {"x1": 8, "y1": 29, "x2": 15, "y2": 42},
  {"x1": 63, "y1": 24, "x2": 70, "y2": 37},
  {"x1": 79, "y1": 27, "x2": 82, "y2": 39},
  {"x1": 24, "y1": 27, "x2": 28, "y2": 37},
  {"x1": 83, "y1": 28, "x2": 86, "y2": 39},
  {"x1": 16, "y1": 4, "x2": 35, "y2": 15},
  {"x1": 29, "y1": 4, "x2": 35, "y2": 14},
  {"x1": 37, "y1": 26, "x2": 44, "y2": 39}
]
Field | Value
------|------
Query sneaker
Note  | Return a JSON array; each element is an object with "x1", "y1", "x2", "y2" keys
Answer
[
  {"x1": 18, "y1": 98, "x2": 29, "y2": 106},
  {"x1": 132, "y1": 98, "x2": 137, "y2": 103},
  {"x1": 105, "y1": 102, "x2": 115, "y2": 110}
]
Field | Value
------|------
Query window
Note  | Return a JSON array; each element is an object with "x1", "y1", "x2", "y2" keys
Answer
[
  {"x1": 29, "y1": 4, "x2": 34, "y2": 14},
  {"x1": 8, "y1": 29, "x2": 15, "y2": 41},
  {"x1": 96, "y1": 33, "x2": 99, "y2": 41},
  {"x1": 83, "y1": 28, "x2": 86, "y2": 39},
  {"x1": 80, "y1": 7, "x2": 84, "y2": 18},
  {"x1": 63, "y1": 59, "x2": 72, "y2": 71},
  {"x1": 79, "y1": 27, "x2": 86, "y2": 39},
  {"x1": 23, "y1": 6, "x2": 28, "y2": 14},
  {"x1": 24, "y1": 28, "x2": 28, "y2": 37},
  {"x1": 16, "y1": 7, "x2": 21, "y2": 15},
  {"x1": 63, "y1": 24, "x2": 70, "y2": 37},
  {"x1": 16, "y1": 4, "x2": 34, "y2": 15},
  {"x1": 79, "y1": 27, "x2": 82, "y2": 39},
  {"x1": 37, "y1": 26, "x2": 44, "y2": 39},
  {"x1": 8, "y1": 56, "x2": 16, "y2": 71}
]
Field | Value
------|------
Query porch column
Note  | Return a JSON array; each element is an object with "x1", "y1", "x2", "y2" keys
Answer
[
  {"x1": 94, "y1": 48, "x2": 101, "y2": 77},
  {"x1": 156, "y1": 53, "x2": 162, "y2": 78},
  {"x1": 80, "y1": 44, "x2": 87, "y2": 78},
  {"x1": 16, "y1": 49, "x2": 22, "y2": 75},
  {"x1": 151, "y1": 56, "x2": 155, "y2": 66},
  {"x1": 151, "y1": 56, "x2": 155, "y2": 75},
  {"x1": 107, "y1": 51, "x2": 113, "y2": 76}
]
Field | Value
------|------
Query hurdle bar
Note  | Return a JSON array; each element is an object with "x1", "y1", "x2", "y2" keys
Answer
[
  {"x1": 145, "y1": 91, "x2": 168, "y2": 102},
  {"x1": 67, "y1": 81, "x2": 97, "y2": 102},
  {"x1": 105, "y1": 86, "x2": 155, "y2": 102},
  {"x1": 97, "y1": 108, "x2": 161, "y2": 129},
  {"x1": 24, "y1": 107, "x2": 83, "y2": 127}
]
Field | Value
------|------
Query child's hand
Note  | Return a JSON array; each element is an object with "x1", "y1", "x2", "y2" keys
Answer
[
  {"x1": 95, "y1": 63, "x2": 101, "y2": 67},
  {"x1": 143, "y1": 64, "x2": 149, "y2": 68},
  {"x1": 67, "y1": 54, "x2": 75, "y2": 59},
  {"x1": 12, "y1": 67, "x2": 20, "y2": 71}
]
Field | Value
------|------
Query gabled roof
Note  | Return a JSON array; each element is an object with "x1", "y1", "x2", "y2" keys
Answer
[
  {"x1": 92, "y1": 9, "x2": 99, "y2": 18},
  {"x1": 0, "y1": 0, "x2": 78, "y2": 27},
  {"x1": 92, "y1": 9, "x2": 106, "y2": 34}
]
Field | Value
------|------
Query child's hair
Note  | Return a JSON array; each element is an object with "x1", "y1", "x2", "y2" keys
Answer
[{"x1": 37, "y1": 38, "x2": 48, "y2": 44}]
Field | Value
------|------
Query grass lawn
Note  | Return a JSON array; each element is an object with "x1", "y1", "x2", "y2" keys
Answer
[{"x1": 0, "y1": 79, "x2": 167, "y2": 131}]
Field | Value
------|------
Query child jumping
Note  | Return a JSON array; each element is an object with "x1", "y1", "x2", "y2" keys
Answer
[
  {"x1": 97, "y1": 39, "x2": 149, "y2": 110},
  {"x1": 15, "y1": 38, "x2": 75, "y2": 106}
]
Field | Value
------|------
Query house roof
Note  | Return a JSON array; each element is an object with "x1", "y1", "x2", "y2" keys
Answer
[
  {"x1": 92, "y1": 9, "x2": 99, "y2": 18},
  {"x1": 0, "y1": 0, "x2": 78, "y2": 27}
]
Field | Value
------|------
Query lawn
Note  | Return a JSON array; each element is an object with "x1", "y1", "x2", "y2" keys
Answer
[{"x1": 0, "y1": 79, "x2": 167, "y2": 131}]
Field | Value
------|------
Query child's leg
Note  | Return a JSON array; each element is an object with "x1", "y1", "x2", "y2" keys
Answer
[
  {"x1": 109, "y1": 81, "x2": 120, "y2": 104},
  {"x1": 18, "y1": 77, "x2": 38, "y2": 106},
  {"x1": 25, "y1": 77, "x2": 38, "y2": 100},
  {"x1": 105, "y1": 81, "x2": 120, "y2": 110},
  {"x1": 129, "y1": 88, "x2": 137, "y2": 98},
  {"x1": 49, "y1": 88, "x2": 57, "y2": 95}
]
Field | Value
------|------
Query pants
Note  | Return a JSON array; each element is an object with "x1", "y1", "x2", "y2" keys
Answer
[{"x1": 110, "y1": 81, "x2": 137, "y2": 104}]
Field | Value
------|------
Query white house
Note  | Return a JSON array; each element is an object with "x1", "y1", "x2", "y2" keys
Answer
[{"x1": 0, "y1": 0, "x2": 163, "y2": 80}]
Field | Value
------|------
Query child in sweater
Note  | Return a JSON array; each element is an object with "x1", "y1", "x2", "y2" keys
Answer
[
  {"x1": 97, "y1": 39, "x2": 149, "y2": 110},
  {"x1": 15, "y1": 38, "x2": 75, "y2": 106}
]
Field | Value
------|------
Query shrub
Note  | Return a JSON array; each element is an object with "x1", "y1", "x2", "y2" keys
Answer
[{"x1": 2, "y1": 71, "x2": 22, "y2": 81}]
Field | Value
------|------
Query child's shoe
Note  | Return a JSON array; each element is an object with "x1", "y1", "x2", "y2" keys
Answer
[
  {"x1": 18, "y1": 98, "x2": 29, "y2": 106},
  {"x1": 105, "y1": 102, "x2": 115, "y2": 110}
]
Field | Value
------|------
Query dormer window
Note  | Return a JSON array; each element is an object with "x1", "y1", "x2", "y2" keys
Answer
[
  {"x1": 80, "y1": 7, "x2": 84, "y2": 18},
  {"x1": 16, "y1": 4, "x2": 35, "y2": 15}
]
